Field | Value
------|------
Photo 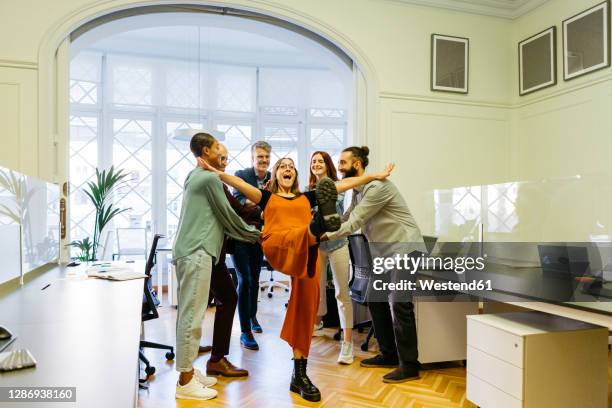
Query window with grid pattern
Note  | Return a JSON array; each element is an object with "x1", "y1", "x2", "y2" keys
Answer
[{"x1": 69, "y1": 41, "x2": 351, "y2": 250}]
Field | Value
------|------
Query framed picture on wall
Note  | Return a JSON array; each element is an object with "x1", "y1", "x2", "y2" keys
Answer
[
  {"x1": 562, "y1": 0, "x2": 610, "y2": 81},
  {"x1": 431, "y1": 34, "x2": 469, "y2": 93},
  {"x1": 519, "y1": 26, "x2": 557, "y2": 96}
]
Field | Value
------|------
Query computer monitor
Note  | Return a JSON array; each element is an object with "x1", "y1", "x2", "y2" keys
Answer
[{"x1": 537, "y1": 245, "x2": 590, "y2": 277}]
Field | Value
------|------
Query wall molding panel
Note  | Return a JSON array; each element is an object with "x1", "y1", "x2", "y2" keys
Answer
[
  {"x1": 0, "y1": 82, "x2": 21, "y2": 171},
  {"x1": 380, "y1": 91, "x2": 510, "y2": 109},
  {"x1": 0, "y1": 67, "x2": 39, "y2": 176},
  {"x1": 0, "y1": 59, "x2": 38, "y2": 70}
]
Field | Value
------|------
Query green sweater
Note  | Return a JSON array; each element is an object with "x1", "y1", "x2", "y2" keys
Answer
[{"x1": 173, "y1": 168, "x2": 260, "y2": 263}]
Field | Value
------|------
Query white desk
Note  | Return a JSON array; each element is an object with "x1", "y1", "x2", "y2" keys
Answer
[{"x1": 0, "y1": 263, "x2": 143, "y2": 407}]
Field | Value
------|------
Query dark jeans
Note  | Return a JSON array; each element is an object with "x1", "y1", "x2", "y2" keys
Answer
[
  {"x1": 368, "y1": 300, "x2": 419, "y2": 369},
  {"x1": 231, "y1": 241, "x2": 263, "y2": 333},
  {"x1": 209, "y1": 260, "x2": 238, "y2": 357}
]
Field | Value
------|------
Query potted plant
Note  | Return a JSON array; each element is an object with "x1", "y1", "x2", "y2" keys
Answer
[
  {"x1": 67, "y1": 237, "x2": 93, "y2": 262},
  {"x1": 68, "y1": 166, "x2": 130, "y2": 261}
]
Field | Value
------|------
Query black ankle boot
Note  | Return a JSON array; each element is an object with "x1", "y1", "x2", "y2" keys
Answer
[
  {"x1": 290, "y1": 358, "x2": 321, "y2": 402},
  {"x1": 315, "y1": 177, "x2": 340, "y2": 232},
  {"x1": 309, "y1": 210, "x2": 326, "y2": 240}
]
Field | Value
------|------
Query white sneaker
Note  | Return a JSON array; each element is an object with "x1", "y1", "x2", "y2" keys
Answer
[
  {"x1": 176, "y1": 375, "x2": 218, "y2": 400},
  {"x1": 312, "y1": 321, "x2": 325, "y2": 337},
  {"x1": 194, "y1": 368, "x2": 218, "y2": 387},
  {"x1": 337, "y1": 341, "x2": 354, "y2": 365}
]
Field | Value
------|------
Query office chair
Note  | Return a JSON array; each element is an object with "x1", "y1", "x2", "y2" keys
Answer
[
  {"x1": 259, "y1": 258, "x2": 290, "y2": 298},
  {"x1": 140, "y1": 234, "x2": 175, "y2": 382},
  {"x1": 347, "y1": 234, "x2": 376, "y2": 351},
  {"x1": 349, "y1": 235, "x2": 438, "y2": 350}
]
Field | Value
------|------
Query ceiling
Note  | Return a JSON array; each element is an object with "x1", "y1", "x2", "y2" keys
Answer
[
  {"x1": 76, "y1": 13, "x2": 349, "y2": 71},
  {"x1": 387, "y1": 0, "x2": 550, "y2": 19}
]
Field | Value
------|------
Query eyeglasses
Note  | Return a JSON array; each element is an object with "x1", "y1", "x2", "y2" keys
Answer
[{"x1": 278, "y1": 163, "x2": 295, "y2": 171}]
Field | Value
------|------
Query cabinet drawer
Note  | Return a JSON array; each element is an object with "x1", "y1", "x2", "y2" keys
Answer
[
  {"x1": 467, "y1": 373, "x2": 522, "y2": 408},
  {"x1": 467, "y1": 346, "x2": 523, "y2": 399},
  {"x1": 467, "y1": 318, "x2": 523, "y2": 367}
]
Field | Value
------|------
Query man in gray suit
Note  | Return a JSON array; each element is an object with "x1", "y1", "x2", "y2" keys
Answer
[{"x1": 322, "y1": 145, "x2": 425, "y2": 384}]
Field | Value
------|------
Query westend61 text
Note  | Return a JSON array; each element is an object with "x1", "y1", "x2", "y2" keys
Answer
[{"x1": 373, "y1": 279, "x2": 493, "y2": 292}]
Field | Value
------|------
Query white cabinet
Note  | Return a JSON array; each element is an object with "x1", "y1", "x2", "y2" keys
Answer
[
  {"x1": 466, "y1": 312, "x2": 608, "y2": 408},
  {"x1": 415, "y1": 296, "x2": 478, "y2": 363}
]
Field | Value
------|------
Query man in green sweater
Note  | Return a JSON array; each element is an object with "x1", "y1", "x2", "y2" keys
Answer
[{"x1": 172, "y1": 132, "x2": 261, "y2": 400}]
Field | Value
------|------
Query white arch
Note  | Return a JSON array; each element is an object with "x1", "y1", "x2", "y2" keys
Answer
[
  {"x1": 38, "y1": 1, "x2": 380, "y2": 179},
  {"x1": 69, "y1": 12, "x2": 351, "y2": 75}
]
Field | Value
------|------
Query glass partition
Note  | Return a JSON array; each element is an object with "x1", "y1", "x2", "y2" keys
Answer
[
  {"x1": 0, "y1": 166, "x2": 60, "y2": 285},
  {"x1": 0, "y1": 169, "x2": 22, "y2": 285},
  {"x1": 419, "y1": 174, "x2": 612, "y2": 245},
  {"x1": 411, "y1": 174, "x2": 612, "y2": 312}
]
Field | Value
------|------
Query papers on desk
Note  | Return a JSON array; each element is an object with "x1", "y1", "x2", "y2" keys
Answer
[{"x1": 86, "y1": 265, "x2": 147, "y2": 281}]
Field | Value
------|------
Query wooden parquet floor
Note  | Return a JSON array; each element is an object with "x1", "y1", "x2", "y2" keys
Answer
[{"x1": 138, "y1": 289, "x2": 612, "y2": 408}]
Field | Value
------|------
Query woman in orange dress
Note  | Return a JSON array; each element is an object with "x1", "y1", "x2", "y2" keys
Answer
[{"x1": 197, "y1": 156, "x2": 393, "y2": 402}]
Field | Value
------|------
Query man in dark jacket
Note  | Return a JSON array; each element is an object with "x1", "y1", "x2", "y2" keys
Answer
[
  {"x1": 202, "y1": 143, "x2": 263, "y2": 377},
  {"x1": 232, "y1": 140, "x2": 271, "y2": 350}
]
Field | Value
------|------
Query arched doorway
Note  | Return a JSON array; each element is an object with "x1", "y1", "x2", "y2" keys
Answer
[{"x1": 37, "y1": 2, "x2": 378, "y2": 260}]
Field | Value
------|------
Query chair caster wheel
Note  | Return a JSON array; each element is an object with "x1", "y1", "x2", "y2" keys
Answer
[
  {"x1": 361, "y1": 343, "x2": 368, "y2": 352},
  {"x1": 165, "y1": 351, "x2": 175, "y2": 360},
  {"x1": 333, "y1": 332, "x2": 341, "y2": 341},
  {"x1": 267, "y1": 293, "x2": 272, "y2": 298},
  {"x1": 145, "y1": 366, "x2": 156, "y2": 376}
]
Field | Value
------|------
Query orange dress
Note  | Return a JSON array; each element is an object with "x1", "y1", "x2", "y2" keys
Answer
[{"x1": 261, "y1": 193, "x2": 320, "y2": 357}]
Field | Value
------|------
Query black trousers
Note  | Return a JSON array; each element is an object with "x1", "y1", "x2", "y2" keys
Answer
[
  {"x1": 367, "y1": 300, "x2": 419, "y2": 369},
  {"x1": 209, "y1": 260, "x2": 238, "y2": 357}
]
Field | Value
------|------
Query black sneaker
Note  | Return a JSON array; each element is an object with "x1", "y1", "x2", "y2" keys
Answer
[
  {"x1": 382, "y1": 367, "x2": 420, "y2": 383},
  {"x1": 315, "y1": 177, "x2": 340, "y2": 232},
  {"x1": 360, "y1": 354, "x2": 399, "y2": 368}
]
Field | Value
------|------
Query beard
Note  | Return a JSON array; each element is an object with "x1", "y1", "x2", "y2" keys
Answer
[{"x1": 343, "y1": 165, "x2": 358, "y2": 178}]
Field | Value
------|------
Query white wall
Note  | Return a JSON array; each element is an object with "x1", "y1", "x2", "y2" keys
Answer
[
  {"x1": 510, "y1": 0, "x2": 612, "y2": 241},
  {"x1": 0, "y1": 0, "x2": 515, "y2": 243},
  {"x1": 2, "y1": 0, "x2": 609, "y2": 243}
]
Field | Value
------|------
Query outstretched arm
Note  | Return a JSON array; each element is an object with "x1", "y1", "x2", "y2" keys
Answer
[
  {"x1": 197, "y1": 157, "x2": 262, "y2": 204},
  {"x1": 334, "y1": 163, "x2": 395, "y2": 193},
  {"x1": 323, "y1": 181, "x2": 392, "y2": 241}
]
